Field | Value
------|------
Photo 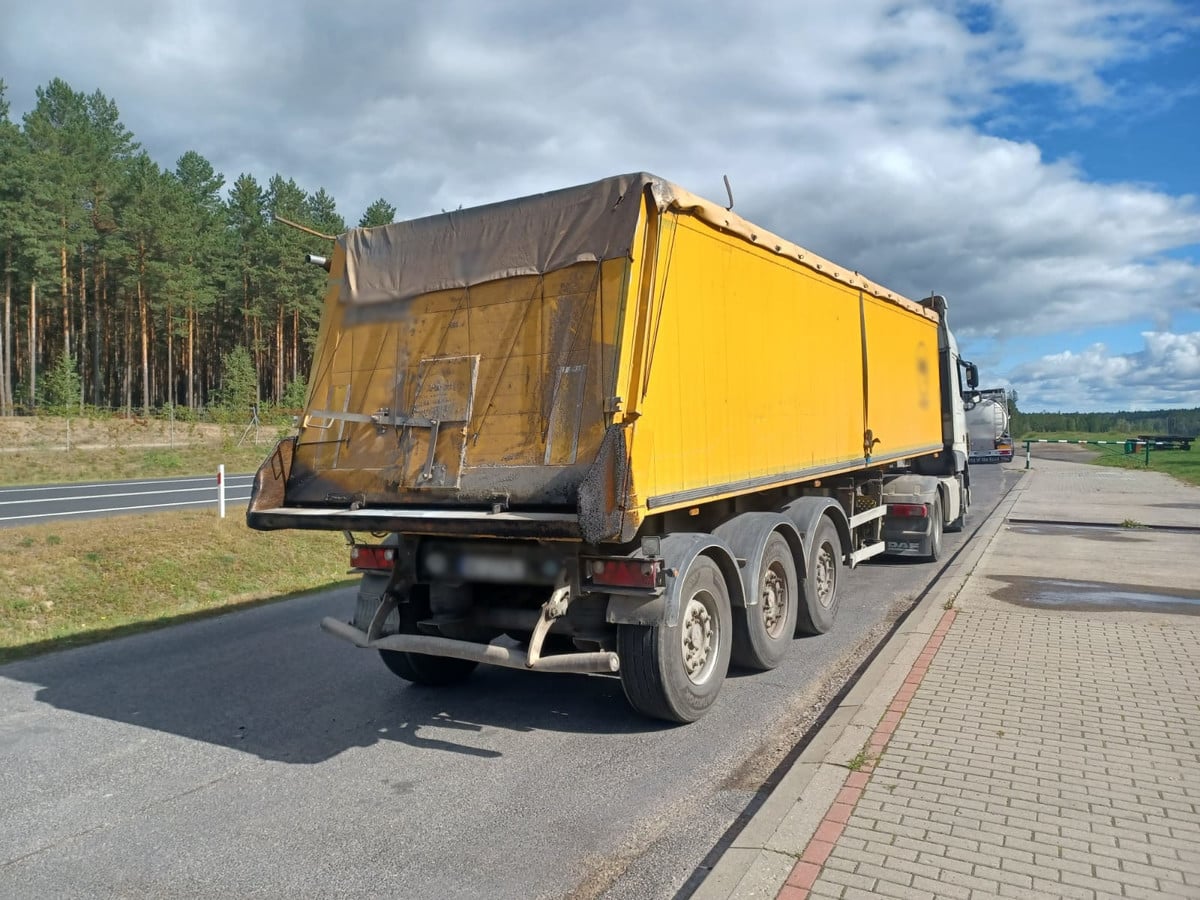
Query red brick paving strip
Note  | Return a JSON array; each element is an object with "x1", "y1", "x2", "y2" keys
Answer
[{"x1": 778, "y1": 609, "x2": 958, "y2": 899}]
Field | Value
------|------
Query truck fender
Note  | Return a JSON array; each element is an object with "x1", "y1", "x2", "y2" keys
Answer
[
  {"x1": 881, "y1": 473, "x2": 940, "y2": 506},
  {"x1": 606, "y1": 533, "x2": 743, "y2": 629},
  {"x1": 713, "y1": 513, "x2": 803, "y2": 607},
  {"x1": 778, "y1": 497, "x2": 852, "y2": 572}
]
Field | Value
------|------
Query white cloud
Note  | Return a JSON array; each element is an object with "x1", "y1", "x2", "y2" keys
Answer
[
  {"x1": 1011, "y1": 332, "x2": 1200, "y2": 410},
  {"x1": 2, "y1": 0, "x2": 1199, "y2": 407}
]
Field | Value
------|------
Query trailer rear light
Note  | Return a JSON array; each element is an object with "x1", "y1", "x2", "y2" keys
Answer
[
  {"x1": 350, "y1": 545, "x2": 395, "y2": 571},
  {"x1": 888, "y1": 503, "x2": 929, "y2": 518},
  {"x1": 587, "y1": 558, "x2": 660, "y2": 589}
]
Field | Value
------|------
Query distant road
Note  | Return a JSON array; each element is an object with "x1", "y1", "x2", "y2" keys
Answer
[{"x1": 0, "y1": 474, "x2": 256, "y2": 527}]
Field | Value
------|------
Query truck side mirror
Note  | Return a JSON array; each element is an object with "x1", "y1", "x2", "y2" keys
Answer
[{"x1": 965, "y1": 362, "x2": 979, "y2": 389}]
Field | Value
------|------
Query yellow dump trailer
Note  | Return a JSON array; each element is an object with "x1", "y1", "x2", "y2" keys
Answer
[{"x1": 250, "y1": 173, "x2": 977, "y2": 722}]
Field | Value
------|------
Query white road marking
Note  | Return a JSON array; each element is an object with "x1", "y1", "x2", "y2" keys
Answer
[{"x1": 0, "y1": 495, "x2": 253, "y2": 523}]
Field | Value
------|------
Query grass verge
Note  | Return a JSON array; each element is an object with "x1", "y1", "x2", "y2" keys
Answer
[
  {"x1": 1, "y1": 510, "x2": 355, "y2": 664},
  {"x1": 1, "y1": 443, "x2": 276, "y2": 486},
  {"x1": 1090, "y1": 450, "x2": 1200, "y2": 487}
]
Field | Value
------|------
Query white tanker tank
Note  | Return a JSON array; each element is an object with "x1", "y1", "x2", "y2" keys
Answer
[{"x1": 966, "y1": 390, "x2": 1013, "y2": 462}]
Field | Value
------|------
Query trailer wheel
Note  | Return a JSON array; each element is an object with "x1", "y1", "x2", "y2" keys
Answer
[
  {"x1": 377, "y1": 646, "x2": 478, "y2": 686},
  {"x1": 732, "y1": 533, "x2": 798, "y2": 670},
  {"x1": 926, "y1": 496, "x2": 944, "y2": 562},
  {"x1": 617, "y1": 555, "x2": 732, "y2": 723},
  {"x1": 355, "y1": 573, "x2": 478, "y2": 686},
  {"x1": 795, "y1": 517, "x2": 841, "y2": 635}
]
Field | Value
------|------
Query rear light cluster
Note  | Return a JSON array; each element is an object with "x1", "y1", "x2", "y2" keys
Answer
[
  {"x1": 350, "y1": 545, "x2": 396, "y2": 571},
  {"x1": 586, "y1": 557, "x2": 661, "y2": 590},
  {"x1": 887, "y1": 503, "x2": 929, "y2": 519}
]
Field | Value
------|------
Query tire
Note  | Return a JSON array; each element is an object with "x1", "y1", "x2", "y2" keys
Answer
[
  {"x1": 731, "y1": 533, "x2": 798, "y2": 670},
  {"x1": 795, "y1": 517, "x2": 842, "y2": 635},
  {"x1": 926, "y1": 495, "x2": 944, "y2": 561},
  {"x1": 617, "y1": 555, "x2": 732, "y2": 723},
  {"x1": 377, "y1": 646, "x2": 478, "y2": 686},
  {"x1": 354, "y1": 573, "x2": 478, "y2": 687}
]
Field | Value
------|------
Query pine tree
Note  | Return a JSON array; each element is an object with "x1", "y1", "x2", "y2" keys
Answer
[{"x1": 358, "y1": 198, "x2": 396, "y2": 228}]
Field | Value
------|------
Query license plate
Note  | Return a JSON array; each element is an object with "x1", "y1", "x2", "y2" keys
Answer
[{"x1": 459, "y1": 555, "x2": 527, "y2": 581}]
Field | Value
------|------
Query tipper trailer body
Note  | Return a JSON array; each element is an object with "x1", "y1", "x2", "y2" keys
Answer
[{"x1": 249, "y1": 172, "x2": 978, "y2": 722}]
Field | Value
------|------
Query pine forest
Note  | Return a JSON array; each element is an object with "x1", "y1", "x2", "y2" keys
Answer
[{"x1": 0, "y1": 77, "x2": 398, "y2": 419}]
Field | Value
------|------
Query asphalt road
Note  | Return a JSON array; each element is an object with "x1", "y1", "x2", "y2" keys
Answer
[
  {"x1": 0, "y1": 474, "x2": 256, "y2": 527},
  {"x1": 0, "y1": 465, "x2": 1021, "y2": 900}
]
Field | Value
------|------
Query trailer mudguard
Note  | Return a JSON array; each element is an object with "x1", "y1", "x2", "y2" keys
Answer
[
  {"x1": 713, "y1": 513, "x2": 803, "y2": 607},
  {"x1": 606, "y1": 532, "x2": 742, "y2": 628},
  {"x1": 779, "y1": 497, "x2": 853, "y2": 571}
]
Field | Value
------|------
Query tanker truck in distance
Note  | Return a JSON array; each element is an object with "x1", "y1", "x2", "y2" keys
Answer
[
  {"x1": 966, "y1": 389, "x2": 1014, "y2": 463},
  {"x1": 247, "y1": 172, "x2": 979, "y2": 723}
]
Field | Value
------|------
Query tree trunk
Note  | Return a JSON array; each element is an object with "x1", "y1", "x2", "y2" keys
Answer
[
  {"x1": 292, "y1": 309, "x2": 299, "y2": 386},
  {"x1": 138, "y1": 241, "x2": 150, "y2": 416},
  {"x1": 93, "y1": 264, "x2": 103, "y2": 407},
  {"x1": 2, "y1": 247, "x2": 11, "y2": 415},
  {"x1": 123, "y1": 290, "x2": 132, "y2": 415},
  {"x1": 253, "y1": 315, "x2": 262, "y2": 399},
  {"x1": 139, "y1": 283, "x2": 150, "y2": 417},
  {"x1": 29, "y1": 279, "x2": 38, "y2": 408},
  {"x1": 60, "y1": 237, "x2": 70, "y2": 358},
  {"x1": 187, "y1": 304, "x2": 195, "y2": 410},
  {"x1": 275, "y1": 301, "x2": 284, "y2": 402},
  {"x1": 78, "y1": 251, "x2": 87, "y2": 409},
  {"x1": 166, "y1": 302, "x2": 174, "y2": 412}
]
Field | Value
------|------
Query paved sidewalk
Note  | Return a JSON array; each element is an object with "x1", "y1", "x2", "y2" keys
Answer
[{"x1": 696, "y1": 458, "x2": 1200, "y2": 900}]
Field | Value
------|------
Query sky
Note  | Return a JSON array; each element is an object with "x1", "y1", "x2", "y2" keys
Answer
[{"x1": 2, "y1": 0, "x2": 1198, "y2": 412}]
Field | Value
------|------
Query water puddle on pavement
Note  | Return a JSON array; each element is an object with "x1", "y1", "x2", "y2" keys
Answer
[
  {"x1": 992, "y1": 576, "x2": 1200, "y2": 615},
  {"x1": 1008, "y1": 524, "x2": 1149, "y2": 543}
]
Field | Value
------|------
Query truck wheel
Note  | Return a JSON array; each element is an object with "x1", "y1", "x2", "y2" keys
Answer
[
  {"x1": 377, "y1": 647, "x2": 478, "y2": 686},
  {"x1": 795, "y1": 517, "x2": 841, "y2": 635},
  {"x1": 732, "y1": 533, "x2": 798, "y2": 670},
  {"x1": 355, "y1": 573, "x2": 478, "y2": 687},
  {"x1": 926, "y1": 496, "x2": 944, "y2": 561},
  {"x1": 617, "y1": 555, "x2": 732, "y2": 723}
]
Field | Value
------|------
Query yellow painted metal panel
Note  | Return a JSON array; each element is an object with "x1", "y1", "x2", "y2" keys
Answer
[
  {"x1": 626, "y1": 211, "x2": 939, "y2": 518},
  {"x1": 861, "y1": 295, "x2": 942, "y2": 460}
]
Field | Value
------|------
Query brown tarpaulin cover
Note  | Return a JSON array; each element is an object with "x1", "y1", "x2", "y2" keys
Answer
[
  {"x1": 340, "y1": 172, "x2": 663, "y2": 306},
  {"x1": 338, "y1": 171, "x2": 934, "y2": 321}
]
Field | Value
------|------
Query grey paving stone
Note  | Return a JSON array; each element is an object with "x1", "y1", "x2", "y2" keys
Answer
[{"x1": 773, "y1": 462, "x2": 1200, "y2": 900}]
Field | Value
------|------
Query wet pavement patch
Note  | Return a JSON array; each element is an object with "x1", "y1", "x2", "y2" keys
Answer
[
  {"x1": 1007, "y1": 524, "x2": 1149, "y2": 543},
  {"x1": 992, "y1": 576, "x2": 1200, "y2": 615}
]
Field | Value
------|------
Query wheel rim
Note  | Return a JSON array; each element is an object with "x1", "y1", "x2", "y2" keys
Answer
[
  {"x1": 814, "y1": 542, "x2": 836, "y2": 610},
  {"x1": 761, "y1": 563, "x2": 789, "y2": 638},
  {"x1": 681, "y1": 591, "x2": 720, "y2": 684}
]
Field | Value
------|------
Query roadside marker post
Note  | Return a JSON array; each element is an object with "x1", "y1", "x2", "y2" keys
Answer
[{"x1": 218, "y1": 465, "x2": 226, "y2": 519}]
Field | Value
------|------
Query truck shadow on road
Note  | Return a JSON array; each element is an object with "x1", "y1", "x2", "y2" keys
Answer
[{"x1": 2, "y1": 587, "x2": 670, "y2": 765}]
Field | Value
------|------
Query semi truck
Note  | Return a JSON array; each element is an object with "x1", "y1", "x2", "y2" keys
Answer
[
  {"x1": 248, "y1": 172, "x2": 979, "y2": 723},
  {"x1": 966, "y1": 388, "x2": 1014, "y2": 463}
]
